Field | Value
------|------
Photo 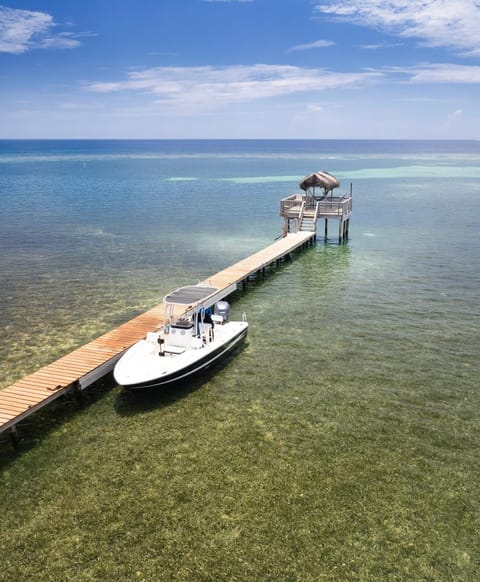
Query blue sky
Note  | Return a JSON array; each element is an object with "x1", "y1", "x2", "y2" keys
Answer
[{"x1": 1, "y1": 0, "x2": 480, "y2": 139}]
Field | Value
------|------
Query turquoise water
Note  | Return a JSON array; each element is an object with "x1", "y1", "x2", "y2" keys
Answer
[
  {"x1": 1, "y1": 140, "x2": 479, "y2": 579},
  {"x1": 1, "y1": 140, "x2": 479, "y2": 389}
]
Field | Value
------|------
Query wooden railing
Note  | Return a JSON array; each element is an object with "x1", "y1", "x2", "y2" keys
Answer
[
  {"x1": 298, "y1": 200, "x2": 306, "y2": 226},
  {"x1": 317, "y1": 196, "x2": 352, "y2": 217},
  {"x1": 279, "y1": 194, "x2": 304, "y2": 217},
  {"x1": 280, "y1": 193, "x2": 352, "y2": 219}
]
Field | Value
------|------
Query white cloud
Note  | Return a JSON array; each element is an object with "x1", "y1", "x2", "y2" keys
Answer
[
  {"x1": 398, "y1": 63, "x2": 480, "y2": 83},
  {"x1": 315, "y1": 0, "x2": 480, "y2": 56},
  {"x1": 360, "y1": 41, "x2": 403, "y2": 50},
  {"x1": 0, "y1": 4, "x2": 81, "y2": 53},
  {"x1": 287, "y1": 39, "x2": 335, "y2": 52},
  {"x1": 443, "y1": 108, "x2": 464, "y2": 131},
  {"x1": 40, "y1": 32, "x2": 83, "y2": 50},
  {"x1": 86, "y1": 64, "x2": 380, "y2": 110},
  {"x1": 86, "y1": 60, "x2": 480, "y2": 116}
]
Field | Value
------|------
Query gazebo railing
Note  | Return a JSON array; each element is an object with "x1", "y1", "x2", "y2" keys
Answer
[{"x1": 281, "y1": 193, "x2": 351, "y2": 219}]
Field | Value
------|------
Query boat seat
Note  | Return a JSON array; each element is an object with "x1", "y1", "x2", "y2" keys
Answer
[{"x1": 164, "y1": 345, "x2": 186, "y2": 355}]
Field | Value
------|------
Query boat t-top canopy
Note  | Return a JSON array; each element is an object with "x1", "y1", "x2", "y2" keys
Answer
[
  {"x1": 164, "y1": 285, "x2": 219, "y2": 306},
  {"x1": 299, "y1": 171, "x2": 340, "y2": 193}
]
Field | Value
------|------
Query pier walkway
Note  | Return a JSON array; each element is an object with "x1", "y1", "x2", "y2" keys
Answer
[{"x1": 0, "y1": 231, "x2": 315, "y2": 439}]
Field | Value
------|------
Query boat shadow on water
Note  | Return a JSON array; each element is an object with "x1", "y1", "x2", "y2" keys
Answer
[
  {"x1": 0, "y1": 339, "x2": 247, "y2": 461},
  {"x1": 113, "y1": 339, "x2": 248, "y2": 417}
]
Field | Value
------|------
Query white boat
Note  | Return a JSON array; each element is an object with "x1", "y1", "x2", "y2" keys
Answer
[{"x1": 113, "y1": 285, "x2": 248, "y2": 389}]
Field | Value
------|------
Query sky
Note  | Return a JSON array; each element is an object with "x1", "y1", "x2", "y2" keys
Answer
[{"x1": 1, "y1": 0, "x2": 480, "y2": 139}]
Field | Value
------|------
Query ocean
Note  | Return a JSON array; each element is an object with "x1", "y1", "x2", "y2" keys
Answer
[{"x1": 1, "y1": 139, "x2": 479, "y2": 579}]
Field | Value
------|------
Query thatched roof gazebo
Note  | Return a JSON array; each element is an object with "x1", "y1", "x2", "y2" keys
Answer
[
  {"x1": 280, "y1": 170, "x2": 351, "y2": 242},
  {"x1": 299, "y1": 171, "x2": 340, "y2": 196}
]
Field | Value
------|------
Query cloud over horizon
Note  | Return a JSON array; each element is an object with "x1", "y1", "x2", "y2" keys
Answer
[{"x1": 87, "y1": 64, "x2": 381, "y2": 110}]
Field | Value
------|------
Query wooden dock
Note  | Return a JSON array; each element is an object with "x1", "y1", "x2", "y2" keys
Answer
[{"x1": 0, "y1": 231, "x2": 315, "y2": 440}]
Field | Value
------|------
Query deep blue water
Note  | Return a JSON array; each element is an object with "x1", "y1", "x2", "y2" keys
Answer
[
  {"x1": 2, "y1": 138, "x2": 480, "y2": 156},
  {"x1": 1, "y1": 139, "x2": 479, "y2": 396}
]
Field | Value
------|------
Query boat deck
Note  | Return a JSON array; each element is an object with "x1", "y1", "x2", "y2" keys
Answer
[{"x1": 0, "y1": 231, "x2": 315, "y2": 438}]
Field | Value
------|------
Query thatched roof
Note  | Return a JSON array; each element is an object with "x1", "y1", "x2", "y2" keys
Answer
[{"x1": 299, "y1": 171, "x2": 340, "y2": 193}]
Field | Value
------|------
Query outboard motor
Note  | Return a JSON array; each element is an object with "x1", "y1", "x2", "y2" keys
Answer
[{"x1": 214, "y1": 300, "x2": 230, "y2": 323}]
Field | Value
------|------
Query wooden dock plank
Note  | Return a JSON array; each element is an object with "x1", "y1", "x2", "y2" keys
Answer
[
  {"x1": 4, "y1": 382, "x2": 51, "y2": 398},
  {"x1": 1, "y1": 402, "x2": 32, "y2": 414},
  {"x1": 0, "y1": 392, "x2": 43, "y2": 405},
  {"x1": 1, "y1": 232, "x2": 314, "y2": 436},
  {"x1": 11, "y1": 380, "x2": 61, "y2": 391}
]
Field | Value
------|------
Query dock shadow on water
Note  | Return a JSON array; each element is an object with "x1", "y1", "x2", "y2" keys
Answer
[
  {"x1": 113, "y1": 340, "x2": 248, "y2": 416},
  {"x1": 0, "y1": 376, "x2": 116, "y2": 462}
]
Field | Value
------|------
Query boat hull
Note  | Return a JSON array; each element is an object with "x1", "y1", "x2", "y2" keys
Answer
[{"x1": 114, "y1": 323, "x2": 247, "y2": 390}]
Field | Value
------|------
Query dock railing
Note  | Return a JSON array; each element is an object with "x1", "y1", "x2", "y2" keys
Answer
[
  {"x1": 317, "y1": 196, "x2": 352, "y2": 218},
  {"x1": 280, "y1": 193, "x2": 352, "y2": 219},
  {"x1": 297, "y1": 200, "x2": 306, "y2": 225},
  {"x1": 279, "y1": 193, "x2": 304, "y2": 217}
]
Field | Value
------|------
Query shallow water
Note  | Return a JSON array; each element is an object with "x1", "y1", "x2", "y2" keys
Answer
[
  {"x1": 1, "y1": 140, "x2": 478, "y2": 386},
  {"x1": 1, "y1": 140, "x2": 479, "y2": 579}
]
